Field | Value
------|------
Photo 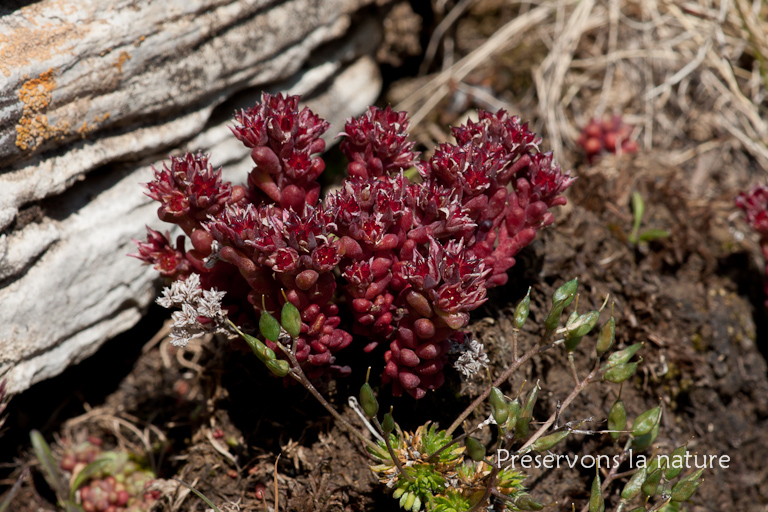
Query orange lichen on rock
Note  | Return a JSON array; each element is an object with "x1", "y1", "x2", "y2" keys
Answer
[
  {"x1": 15, "y1": 68, "x2": 64, "y2": 151},
  {"x1": 114, "y1": 51, "x2": 131, "y2": 73},
  {"x1": 77, "y1": 113, "x2": 111, "y2": 138}
]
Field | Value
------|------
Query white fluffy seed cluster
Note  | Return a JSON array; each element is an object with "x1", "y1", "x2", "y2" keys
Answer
[
  {"x1": 449, "y1": 335, "x2": 490, "y2": 379},
  {"x1": 156, "y1": 273, "x2": 228, "y2": 347}
]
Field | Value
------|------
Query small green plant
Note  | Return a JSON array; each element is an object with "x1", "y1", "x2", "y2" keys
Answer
[
  {"x1": 207, "y1": 277, "x2": 704, "y2": 511},
  {"x1": 30, "y1": 432, "x2": 159, "y2": 512},
  {"x1": 628, "y1": 192, "x2": 670, "y2": 245}
]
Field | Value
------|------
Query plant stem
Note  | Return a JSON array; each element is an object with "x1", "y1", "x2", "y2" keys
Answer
[
  {"x1": 517, "y1": 362, "x2": 599, "y2": 453},
  {"x1": 568, "y1": 353, "x2": 580, "y2": 385},
  {"x1": 277, "y1": 343, "x2": 379, "y2": 452},
  {"x1": 372, "y1": 417, "x2": 414, "y2": 482}
]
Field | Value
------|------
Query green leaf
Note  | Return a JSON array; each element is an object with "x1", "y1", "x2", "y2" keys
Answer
[
  {"x1": 565, "y1": 311, "x2": 600, "y2": 339},
  {"x1": 632, "y1": 406, "x2": 662, "y2": 437},
  {"x1": 489, "y1": 387, "x2": 509, "y2": 426},
  {"x1": 515, "y1": 496, "x2": 544, "y2": 510},
  {"x1": 603, "y1": 362, "x2": 638, "y2": 383},
  {"x1": 553, "y1": 278, "x2": 579, "y2": 306},
  {"x1": 621, "y1": 466, "x2": 647, "y2": 500},
  {"x1": 595, "y1": 317, "x2": 615, "y2": 357},
  {"x1": 589, "y1": 471, "x2": 605, "y2": 512},
  {"x1": 359, "y1": 382, "x2": 379, "y2": 418},
  {"x1": 608, "y1": 399, "x2": 626, "y2": 440},
  {"x1": 670, "y1": 469, "x2": 704, "y2": 502},
  {"x1": 638, "y1": 229, "x2": 670, "y2": 242},
  {"x1": 665, "y1": 445, "x2": 687, "y2": 479},
  {"x1": 532, "y1": 430, "x2": 569, "y2": 452},
  {"x1": 513, "y1": 288, "x2": 531, "y2": 329},
  {"x1": 632, "y1": 418, "x2": 660, "y2": 450},
  {"x1": 606, "y1": 343, "x2": 643, "y2": 368},
  {"x1": 642, "y1": 468, "x2": 663, "y2": 496},
  {"x1": 30, "y1": 430, "x2": 68, "y2": 500},
  {"x1": 174, "y1": 477, "x2": 222, "y2": 512},
  {"x1": 465, "y1": 437, "x2": 486, "y2": 462},
  {"x1": 265, "y1": 359, "x2": 291, "y2": 377},
  {"x1": 69, "y1": 452, "x2": 120, "y2": 500}
]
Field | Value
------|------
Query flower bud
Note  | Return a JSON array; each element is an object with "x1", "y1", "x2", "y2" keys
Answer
[
  {"x1": 589, "y1": 472, "x2": 604, "y2": 512},
  {"x1": 265, "y1": 359, "x2": 290, "y2": 377},
  {"x1": 606, "y1": 343, "x2": 642, "y2": 367},
  {"x1": 603, "y1": 362, "x2": 638, "y2": 383},
  {"x1": 381, "y1": 410, "x2": 395, "y2": 434},
  {"x1": 544, "y1": 302, "x2": 567, "y2": 332},
  {"x1": 642, "y1": 468, "x2": 663, "y2": 497},
  {"x1": 506, "y1": 398, "x2": 520, "y2": 431},
  {"x1": 670, "y1": 469, "x2": 703, "y2": 502},
  {"x1": 632, "y1": 406, "x2": 661, "y2": 437},
  {"x1": 259, "y1": 311, "x2": 281, "y2": 342},
  {"x1": 516, "y1": 386, "x2": 539, "y2": 439},
  {"x1": 621, "y1": 466, "x2": 647, "y2": 500},
  {"x1": 523, "y1": 384, "x2": 539, "y2": 417},
  {"x1": 553, "y1": 278, "x2": 578, "y2": 306},
  {"x1": 465, "y1": 437, "x2": 486, "y2": 462},
  {"x1": 239, "y1": 331, "x2": 273, "y2": 362},
  {"x1": 281, "y1": 301, "x2": 302, "y2": 339},
  {"x1": 513, "y1": 288, "x2": 531, "y2": 329},
  {"x1": 514, "y1": 496, "x2": 544, "y2": 511},
  {"x1": 489, "y1": 388, "x2": 509, "y2": 425},
  {"x1": 532, "y1": 430, "x2": 569, "y2": 452},
  {"x1": 564, "y1": 335, "x2": 583, "y2": 352},
  {"x1": 359, "y1": 382, "x2": 379, "y2": 418},
  {"x1": 566, "y1": 311, "x2": 600, "y2": 339},
  {"x1": 632, "y1": 419, "x2": 660, "y2": 450},
  {"x1": 665, "y1": 445, "x2": 687, "y2": 479},
  {"x1": 608, "y1": 399, "x2": 626, "y2": 440},
  {"x1": 595, "y1": 317, "x2": 615, "y2": 357}
]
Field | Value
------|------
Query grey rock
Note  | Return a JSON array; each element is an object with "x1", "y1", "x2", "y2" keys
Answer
[{"x1": 0, "y1": 0, "x2": 384, "y2": 393}]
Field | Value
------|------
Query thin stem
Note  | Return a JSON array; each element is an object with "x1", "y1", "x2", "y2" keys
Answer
[
  {"x1": 518, "y1": 361, "x2": 599, "y2": 453},
  {"x1": 372, "y1": 417, "x2": 414, "y2": 482},
  {"x1": 568, "y1": 353, "x2": 580, "y2": 385},
  {"x1": 512, "y1": 328, "x2": 519, "y2": 361},
  {"x1": 276, "y1": 342, "x2": 379, "y2": 452}
]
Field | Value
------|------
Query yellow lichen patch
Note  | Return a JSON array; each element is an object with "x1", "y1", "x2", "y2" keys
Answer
[
  {"x1": 114, "y1": 51, "x2": 131, "y2": 74},
  {"x1": 15, "y1": 68, "x2": 65, "y2": 151},
  {"x1": 76, "y1": 113, "x2": 112, "y2": 139}
]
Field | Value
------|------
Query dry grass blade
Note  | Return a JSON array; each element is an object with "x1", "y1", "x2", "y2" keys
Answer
[
  {"x1": 398, "y1": 0, "x2": 767, "y2": 174},
  {"x1": 396, "y1": 3, "x2": 556, "y2": 126}
]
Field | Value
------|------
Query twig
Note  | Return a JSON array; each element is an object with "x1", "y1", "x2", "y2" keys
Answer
[{"x1": 419, "y1": 0, "x2": 477, "y2": 75}]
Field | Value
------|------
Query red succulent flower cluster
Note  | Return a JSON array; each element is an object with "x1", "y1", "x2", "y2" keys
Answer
[
  {"x1": 578, "y1": 116, "x2": 638, "y2": 164},
  {"x1": 232, "y1": 93, "x2": 329, "y2": 211},
  {"x1": 736, "y1": 185, "x2": 768, "y2": 307},
  {"x1": 133, "y1": 93, "x2": 574, "y2": 397}
]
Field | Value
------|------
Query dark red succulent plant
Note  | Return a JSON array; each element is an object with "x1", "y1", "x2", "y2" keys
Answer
[
  {"x1": 578, "y1": 116, "x2": 638, "y2": 164},
  {"x1": 133, "y1": 92, "x2": 574, "y2": 397},
  {"x1": 736, "y1": 185, "x2": 768, "y2": 308}
]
